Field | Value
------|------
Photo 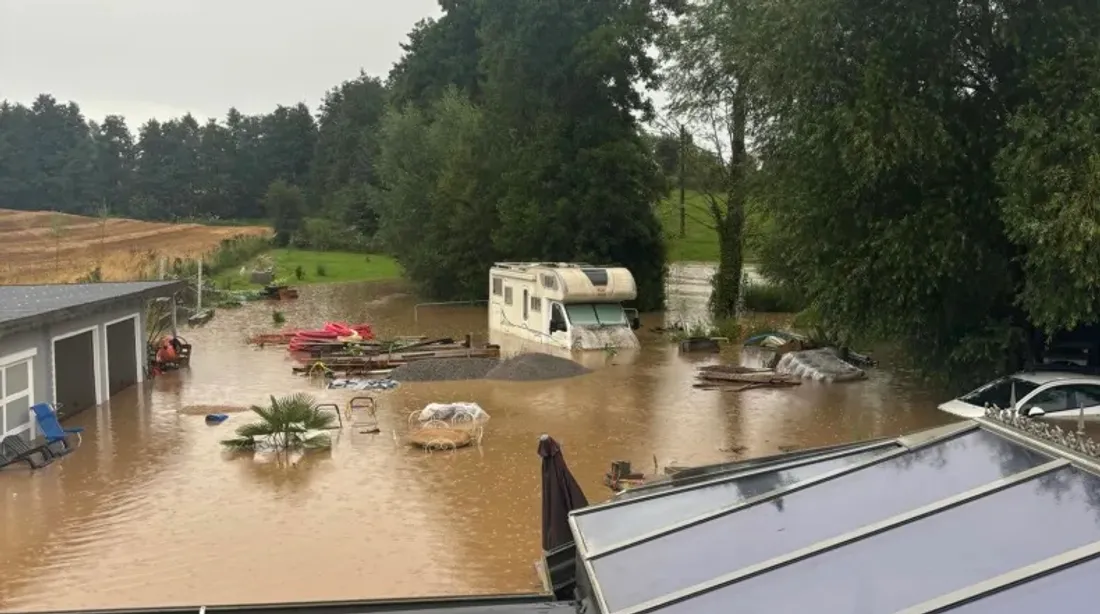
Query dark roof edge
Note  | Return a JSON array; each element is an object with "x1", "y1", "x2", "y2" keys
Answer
[
  {"x1": 0, "y1": 280, "x2": 185, "y2": 339},
  {"x1": 9, "y1": 592, "x2": 562, "y2": 614}
]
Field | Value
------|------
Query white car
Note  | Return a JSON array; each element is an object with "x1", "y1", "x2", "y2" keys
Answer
[{"x1": 938, "y1": 371, "x2": 1100, "y2": 420}]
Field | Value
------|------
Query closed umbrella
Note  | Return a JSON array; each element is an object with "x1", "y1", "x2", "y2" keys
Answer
[{"x1": 539, "y1": 433, "x2": 589, "y2": 551}]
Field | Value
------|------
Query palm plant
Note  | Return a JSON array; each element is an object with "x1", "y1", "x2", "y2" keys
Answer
[{"x1": 221, "y1": 393, "x2": 336, "y2": 451}]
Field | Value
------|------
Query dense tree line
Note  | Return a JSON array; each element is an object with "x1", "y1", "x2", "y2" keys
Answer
[
  {"x1": 664, "y1": 0, "x2": 1100, "y2": 378},
  {"x1": 0, "y1": 0, "x2": 673, "y2": 309}
]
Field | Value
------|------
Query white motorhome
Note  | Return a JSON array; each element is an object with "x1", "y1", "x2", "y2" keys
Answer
[{"x1": 488, "y1": 262, "x2": 641, "y2": 350}]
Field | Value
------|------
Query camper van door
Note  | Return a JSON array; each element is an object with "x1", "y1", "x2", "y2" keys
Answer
[{"x1": 549, "y1": 303, "x2": 570, "y2": 348}]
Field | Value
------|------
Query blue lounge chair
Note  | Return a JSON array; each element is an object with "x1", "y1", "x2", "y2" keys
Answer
[{"x1": 30, "y1": 403, "x2": 84, "y2": 455}]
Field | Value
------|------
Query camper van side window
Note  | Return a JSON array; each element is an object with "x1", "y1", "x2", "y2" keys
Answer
[
  {"x1": 530, "y1": 296, "x2": 542, "y2": 312},
  {"x1": 492, "y1": 277, "x2": 503, "y2": 296},
  {"x1": 541, "y1": 274, "x2": 557, "y2": 290},
  {"x1": 504, "y1": 286, "x2": 513, "y2": 305}
]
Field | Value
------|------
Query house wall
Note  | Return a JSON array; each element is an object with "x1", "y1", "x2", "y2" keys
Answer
[{"x1": 0, "y1": 297, "x2": 147, "y2": 439}]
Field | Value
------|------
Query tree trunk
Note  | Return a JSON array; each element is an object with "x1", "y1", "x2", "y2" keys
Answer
[{"x1": 710, "y1": 90, "x2": 748, "y2": 319}]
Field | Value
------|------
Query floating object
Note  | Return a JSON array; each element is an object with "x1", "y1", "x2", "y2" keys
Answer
[
  {"x1": 204, "y1": 414, "x2": 229, "y2": 425},
  {"x1": 679, "y1": 337, "x2": 721, "y2": 353},
  {"x1": 328, "y1": 378, "x2": 399, "y2": 391},
  {"x1": 416, "y1": 402, "x2": 489, "y2": 424},
  {"x1": 407, "y1": 428, "x2": 475, "y2": 450},
  {"x1": 697, "y1": 364, "x2": 801, "y2": 386},
  {"x1": 775, "y1": 348, "x2": 866, "y2": 382}
]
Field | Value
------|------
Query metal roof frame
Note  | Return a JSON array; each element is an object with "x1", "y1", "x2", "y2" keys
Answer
[{"x1": 569, "y1": 412, "x2": 1100, "y2": 614}]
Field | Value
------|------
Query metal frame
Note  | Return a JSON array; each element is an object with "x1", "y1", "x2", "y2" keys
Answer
[
  {"x1": 567, "y1": 422, "x2": 979, "y2": 613},
  {"x1": 894, "y1": 543, "x2": 1100, "y2": 613},
  {"x1": 610, "y1": 459, "x2": 1067, "y2": 614},
  {"x1": 13, "y1": 592, "x2": 567, "y2": 614},
  {"x1": 975, "y1": 415, "x2": 1100, "y2": 475},
  {"x1": 582, "y1": 421, "x2": 978, "y2": 560},
  {"x1": 569, "y1": 439, "x2": 900, "y2": 555},
  {"x1": 612, "y1": 436, "x2": 898, "y2": 498},
  {"x1": 574, "y1": 415, "x2": 1100, "y2": 614},
  {"x1": 575, "y1": 438, "x2": 898, "y2": 516}
]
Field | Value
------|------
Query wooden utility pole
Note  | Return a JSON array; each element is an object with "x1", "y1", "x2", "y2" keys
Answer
[{"x1": 679, "y1": 123, "x2": 687, "y2": 239}]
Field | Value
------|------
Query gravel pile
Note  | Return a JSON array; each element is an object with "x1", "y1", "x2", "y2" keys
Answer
[
  {"x1": 485, "y1": 352, "x2": 591, "y2": 381},
  {"x1": 389, "y1": 357, "x2": 499, "y2": 382}
]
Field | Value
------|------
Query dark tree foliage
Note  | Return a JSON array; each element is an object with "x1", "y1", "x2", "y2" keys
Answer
[
  {"x1": 380, "y1": 0, "x2": 672, "y2": 309},
  {"x1": 712, "y1": 0, "x2": 1100, "y2": 380}
]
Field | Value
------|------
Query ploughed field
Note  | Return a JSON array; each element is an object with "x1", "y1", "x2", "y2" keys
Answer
[{"x1": 0, "y1": 209, "x2": 270, "y2": 284}]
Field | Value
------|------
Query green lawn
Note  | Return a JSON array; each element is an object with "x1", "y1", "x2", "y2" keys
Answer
[
  {"x1": 657, "y1": 190, "x2": 767, "y2": 263},
  {"x1": 214, "y1": 249, "x2": 403, "y2": 289},
  {"x1": 659, "y1": 191, "x2": 720, "y2": 262}
]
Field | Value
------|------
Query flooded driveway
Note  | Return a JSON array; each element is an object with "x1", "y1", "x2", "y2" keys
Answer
[{"x1": 0, "y1": 267, "x2": 956, "y2": 611}]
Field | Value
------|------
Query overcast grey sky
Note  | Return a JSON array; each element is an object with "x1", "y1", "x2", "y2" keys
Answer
[{"x1": 0, "y1": 0, "x2": 442, "y2": 126}]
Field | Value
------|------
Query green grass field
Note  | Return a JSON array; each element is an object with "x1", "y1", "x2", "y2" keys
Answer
[
  {"x1": 214, "y1": 249, "x2": 402, "y2": 289},
  {"x1": 658, "y1": 190, "x2": 766, "y2": 263},
  {"x1": 658, "y1": 191, "x2": 721, "y2": 262}
]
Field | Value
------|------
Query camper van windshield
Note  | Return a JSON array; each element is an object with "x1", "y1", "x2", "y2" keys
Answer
[{"x1": 565, "y1": 303, "x2": 627, "y2": 326}]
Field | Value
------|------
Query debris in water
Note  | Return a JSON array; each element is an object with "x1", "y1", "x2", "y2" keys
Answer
[
  {"x1": 327, "y1": 378, "x2": 399, "y2": 391},
  {"x1": 178, "y1": 404, "x2": 251, "y2": 416},
  {"x1": 696, "y1": 365, "x2": 801, "y2": 387},
  {"x1": 775, "y1": 348, "x2": 866, "y2": 382}
]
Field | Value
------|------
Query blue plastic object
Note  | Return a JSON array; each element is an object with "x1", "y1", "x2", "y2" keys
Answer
[
  {"x1": 204, "y1": 413, "x2": 229, "y2": 425},
  {"x1": 31, "y1": 403, "x2": 84, "y2": 443}
]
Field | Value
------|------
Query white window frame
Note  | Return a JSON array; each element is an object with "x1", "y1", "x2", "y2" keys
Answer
[
  {"x1": 51, "y1": 325, "x2": 104, "y2": 410},
  {"x1": 1, "y1": 348, "x2": 37, "y2": 439},
  {"x1": 104, "y1": 313, "x2": 144, "y2": 388}
]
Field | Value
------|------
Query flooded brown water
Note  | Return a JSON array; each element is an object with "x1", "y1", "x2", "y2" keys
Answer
[{"x1": 1, "y1": 268, "x2": 957, "y2": 612}]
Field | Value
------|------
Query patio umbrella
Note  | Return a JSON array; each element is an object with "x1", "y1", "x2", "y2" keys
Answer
[{"x1": 539, "y1": 433, "x2": 589, "y2": 552}]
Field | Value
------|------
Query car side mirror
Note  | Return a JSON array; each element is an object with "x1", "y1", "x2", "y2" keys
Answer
[{"x1": 1026, "y1": 406, "x2": 1046, "y2": 417}]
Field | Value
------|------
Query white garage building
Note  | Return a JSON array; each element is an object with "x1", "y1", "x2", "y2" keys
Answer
[{"x1": 0, "y1": 281, "x2": 183, "y2": 440}]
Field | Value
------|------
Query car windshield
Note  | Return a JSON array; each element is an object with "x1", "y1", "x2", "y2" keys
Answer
[
  {"x1": 565, "y1": 303, "x2": 626, "y2": 326},
  {"x1": 960, "y1": 377, "x2": 1040, "y2": 409}
]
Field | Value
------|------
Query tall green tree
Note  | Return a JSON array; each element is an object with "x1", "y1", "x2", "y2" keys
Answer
[
  {"x1": 721, "y1": 0, "x2": 1100, "y2": 379},
  {"x1": 90, "y1": 115, "x2": 136, "y2": 214},
  {"x1": 663, "y1": 0, "x2": 750, "y2": 318},
  {"x1": 377, "y1": 89, "x2": 497, "y2": 298},
  {"x1": 263, "y1": 179, "x2": 306, "y2": 247},
  {"x1": 476, "y1": 0, "x2": 672, "y2": 310},
  {"x1": 310, "y1": 74, "x2": 388, "y2": 236}
]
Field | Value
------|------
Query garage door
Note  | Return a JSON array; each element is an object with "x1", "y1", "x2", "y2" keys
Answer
[
  {"x1": 54, "y1": 331, "x2": 98, "y2": 416},
  {"x1": 107, "y1": 318, "x2": 138, "y2": 395},
  {"x1": 1, "y1": 351, "x2": 35, "y2": 439}
]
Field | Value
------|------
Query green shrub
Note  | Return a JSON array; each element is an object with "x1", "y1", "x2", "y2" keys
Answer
[
  {"x1": 316, "y1": 263, "x2": 327, "y2": 277},
  {"x1": 742, "y1": 281, "x2": 807, "y2": 313},
  {"x1": 296, "y1": 217, "x2": 365, "y2": 252},
  {"x1": 272, "y1": 310, "x2": 286, "y2": 325}
]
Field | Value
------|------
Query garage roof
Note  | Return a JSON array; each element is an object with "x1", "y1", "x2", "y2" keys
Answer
[{"x1": 0, "y1": 281, "x2": 184, "y2": 337}]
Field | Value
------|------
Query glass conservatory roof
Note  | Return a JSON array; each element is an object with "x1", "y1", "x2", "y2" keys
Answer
[{"x1": 569, "y1": 413, "x2": 1100, "y2": 614}]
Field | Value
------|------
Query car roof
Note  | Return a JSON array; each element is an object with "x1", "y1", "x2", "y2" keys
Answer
[{"x1": 1012, "y1": 371, "x2": 1100, "y2": 385}]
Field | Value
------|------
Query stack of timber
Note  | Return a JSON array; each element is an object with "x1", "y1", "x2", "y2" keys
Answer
[
  {"x1": 695, "y1": 364, "x2": 802, "y2": 391},
  {"x1": 292, "y1": 340, "x2": 501, "y2": 375}
]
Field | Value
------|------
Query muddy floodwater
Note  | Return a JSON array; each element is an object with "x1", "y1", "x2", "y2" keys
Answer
[{"x1": 1, "y1": 265, "x2": 958, "y2": 611}]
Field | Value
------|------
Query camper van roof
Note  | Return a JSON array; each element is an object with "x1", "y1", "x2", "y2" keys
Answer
[{"x1": 492, "y1": 262, "x2": 605, "y2": 271}]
